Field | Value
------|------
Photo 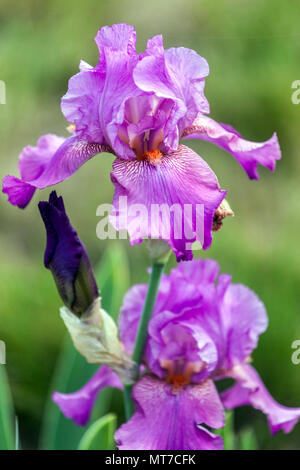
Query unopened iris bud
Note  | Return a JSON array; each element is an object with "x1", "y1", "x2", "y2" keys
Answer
[
  {"x1": 38, "y1": 191, "x2": 99, "y2": 316},
  {"x1": 213, "y1": 199, "x2": 234, "y2": 232}
]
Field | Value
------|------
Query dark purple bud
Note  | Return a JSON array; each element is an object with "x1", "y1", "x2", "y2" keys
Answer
[{"x1": 38, "y1": 191, "x2": 99, "y2": 316}]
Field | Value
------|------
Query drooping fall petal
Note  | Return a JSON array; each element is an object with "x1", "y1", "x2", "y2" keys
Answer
[{"x1": 182, "y1": 114, "x2": 281, "y2": 179}]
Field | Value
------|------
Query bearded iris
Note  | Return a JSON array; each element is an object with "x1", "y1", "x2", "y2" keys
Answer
[
  {"x1": 53, "y1": 259, "x2": 300, "y2": 450},
  {"x1": 3, "y1": 23, "x2": 281, "y2": 260}
]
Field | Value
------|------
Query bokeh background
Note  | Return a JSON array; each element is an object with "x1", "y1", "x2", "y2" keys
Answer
[{"x1": 1, "y1": 0, "x2": 300, "y2": 450}]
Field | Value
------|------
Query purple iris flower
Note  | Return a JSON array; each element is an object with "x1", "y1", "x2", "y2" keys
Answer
[
  {"x1": 53, "y1": 259, "x2": 300, "y2": 450},
  {"x1": 38, "y1": 191, "x2": 99, "y2": 316},
  {"x1": 3, "y1": 24, "x2": 281, "y2": 260}
]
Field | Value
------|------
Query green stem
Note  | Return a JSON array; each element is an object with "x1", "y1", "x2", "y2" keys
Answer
[
  {"x1": 132, "y1": 262, "x2": 165, "y2": 365},
  {"x1": 122, "y1": 261, "x2": 166, "y2": 420},
  {"x1": 123, "y1": 384, "x2": 134, "y2": 421}
]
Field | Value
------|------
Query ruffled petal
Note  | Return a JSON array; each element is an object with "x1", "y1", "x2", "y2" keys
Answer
[
  {"x1": 221, "y1": 364, "x2": 300, "y2": 435},
  {"x1": 182, "y1": 114, "x2": 281, "y2": 179},
  {"x1": 2, "y1": 175, "x2": 36, "y2": 209},
  {"x1": 95, "y1": 23, "x2": 137, "y2": 58},
  {"x1": 2, "y1": 134, "x2": 65, "y2": 208},
  {"x1": 118, "y1": 259, "x2": 222, "y2": 359},
  {"x1": 110, "y1": 144, "x2": 226, "y2": 261},
  {"x1": 61, "y1": 67, "x2": 105, "y2": 142},
  {"x1": 18, "y1": 134, "x2": 66, "y2": 181},
  {"x1": 96, "y1": 25, "x2": 141, "y2": 159},
  {"x1": 220, "y1": 284, "x2": 268, "y2": 369},
  {"x1": 147, "y1": 309, "x2": 218, "y2": 382},
  {"x1": 134, "y1": 40, "x2": 209, "y2": 152},
  {"x1": 52, "y1": 365, "x2": 123, "y2": 426},
  {"x1": 115, "y1": 375, "x2": 224, "y2": 450},
  {"x1": 118, "y1": 276, "x2": 171, "y2": 354}
]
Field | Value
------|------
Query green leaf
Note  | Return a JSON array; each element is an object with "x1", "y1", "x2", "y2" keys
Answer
[
  {"x1": 0, "y1": 366, "x2": 14, "y2": 450},
  {"x1": 238, "y1": 428, "x2": 258, "y2": 450},
  {"x1": 94, "y1": 242, "x2": 130, "y2": 321},
  {"x1": 214, "y1": 411, "x2": 236, "y2": 450},
  {"x1": 40, "y1": 243, "x2": 130, "y2": 449},
  {"x1": 78, "y1": 413, "x2": 117, "y2": 450},
  {"x1": 15, "y1": 416, "x2": 20, "y2": 450}
]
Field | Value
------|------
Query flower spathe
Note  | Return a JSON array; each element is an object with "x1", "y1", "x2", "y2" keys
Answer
[
  {"x1": 53, "y1": 260, "x2": 300, "y2": 450},
  {"x1": 2, "y1": 23, "x2": 281, "y2": 260}
]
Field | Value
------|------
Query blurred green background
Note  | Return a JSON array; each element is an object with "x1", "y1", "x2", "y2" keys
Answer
[{"x1": 0, "y1": 0, "x2": 300, "y2": 450}]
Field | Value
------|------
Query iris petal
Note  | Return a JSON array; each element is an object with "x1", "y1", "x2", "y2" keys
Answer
[
  {"x1": 53, "y1": 365, "x2": 123, "y2": 426},
  {"x1": 115, "y1": 375, "x2": 224, "y2": 450},
  {"x1": 182, "y1": 114, "x2": 281, "y2": 179},
  {"x1": 110, "y1": 144, "x2": 226, "y2": 261},
  {"x1": 221, "y1": 364, "x2": 300, "y2": 435}
]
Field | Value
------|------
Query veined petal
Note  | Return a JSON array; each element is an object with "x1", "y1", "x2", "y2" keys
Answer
[
  {"x1": 95, "y1": 23, "x2": 137, "y2": 58},
  {"x1": 52, "y1": 365, "x2": 123, "y2": 426},
  {"x1": 221, "y1": 364, "x2": 300, "y2": 435},
  {"x1": 30, "y1": 136, "x2": 112, "y2": 188},
  {"x1": 115, "y1": 375, "x2": 224, "y2": 450},
  {"x1": 182, "y1": 115, "x2": 281, "y2": 179},
  {"x1": 2, "y1": 134, "x2": 112, "y2": 208},
  {"x1": 110, "y1": 144, "x2": 226, "y2": 261}
]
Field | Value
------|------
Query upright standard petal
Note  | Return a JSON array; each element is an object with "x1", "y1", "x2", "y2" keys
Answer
[
  {"x1": 110, "y1": 144, "x2": 226, "y2": 261},
  {"x1": 96, "y1": 25, "x2": 142, "y2": 159},
  {"x1": 52, "y1": 366, "x2": 123, "y2": 426},
  {"x1": 182, "y1": 115, "x2": 281, "y2": 179},
  {"x1": 61, "y1": 66, "x2": 106, "y2": 143},
  {"x1": 95, "y1": 23, "x2": 137, "y2": 57},
  {"x1": 221, "y1": 364, "x2": 300, "y2": 435},
  {"x1": 115, "y1": 375, "x2": 224, "y2": 450},
  {"x1": 147, "y1": 309, "x2": 218, "y2": 382},
  {"x1": 134, "y1": 38, "x2": 210, "y2": 152},
  {"x1": 118, "y1": 259, "x2": 222, "y2": 357}
]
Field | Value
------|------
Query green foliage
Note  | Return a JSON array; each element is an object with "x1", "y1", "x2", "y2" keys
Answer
[
  {"x1": 238, "y1": 428, "x2": 258, "y2": 451},
  {"x1": 214, "y1": 411, "x2": 235, "y2": 450},
  {"x1": 0, "y1": 366, "x2": 15, "y2": 450},
  {"x1": 78, "y1": 413, "x2": 117, "y2": 450}
]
